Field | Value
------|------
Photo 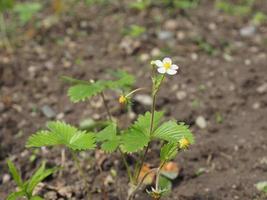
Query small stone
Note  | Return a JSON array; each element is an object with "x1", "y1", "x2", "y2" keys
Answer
[
  {"x1": 45, "y1": 61, "x2": 54, "y2": 70},
  {"x1": 244, "y1": 59, "x2": 251, "y2": 65},
  {"x1": 240, "y1": 25, "x2": 256, "y2": 37},
  {"x1": 191, "y1": 53, "x2": 198, "y2": 61},
  {"x1": 2, "y1": 174, "x2": 11, "y2": 183},
  {"x1": 176, "y1": 31, "x2": 185, "y2": 40},
  {"x1": 134, "y1": 94, "x2": 153, "y2": 106},
  {"x1": 104, "y1": 175, "x2": 114, "y2": 186},
  {"x1": 56, "y1": 112, "x2": 64, "y2": 120},
  {"x1": 256, "y1": 83, "x2": 267, "y2": 94},
  {"x1": 208, "y1": 23, "x2": 217, "y2": 31},
  {"x1": 150, "y1": 48, "x2": 161, "y2": 57},
  {"x1": 140, "y1": 53, "x2": 150, "y2": 62},
  {"x1": 157, "y1": 31, "x2": 174, "y2": 40},
  {"x1": 58, "y1": 186, "x2": 73, "y2": 198},
  {"x1": 164, "y1": 19, "x2": 178, "y2": 31},
  {"x1": 176, "y1": 91, "x2": 187, "y2": 100},
  {"x1": 44, "y1": 191, "x2": 57, "y2": 200},
  {"x1": 252, "y1": 102, "x2": 260, "y2": 109},
  {"x1": 196, "y1": 116, "x2": 207, "y2": 129},
  {"x1": 41, "y1": 105, "x2": 56, "y2": 118}
]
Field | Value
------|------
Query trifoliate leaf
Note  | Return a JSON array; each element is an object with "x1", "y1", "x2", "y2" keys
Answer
[
  {"x1": 120, "y1": 111, "x2": 163, "y2": 153},
  {"x1": 160, "y1": 143, "x2": 178, "y2": 162},
  {"x1": 106, "y1": 70, "x2": 135, "y2": 90},
  {"x1": 66, "y1": 70, "x2": 135, "y2": 103},
  {"x1": 96, "y1": 123, "x2": 120, "y2": 153},
  {"x1": 26, "y1": 121, "x2": 96, "y2": 151},
  {"x1": 153, "y1": 121, "x2": 194, "y2": 144},
  {"x1": 120, "y1": 129, "x2": 150, "y2": 153},
  {"x1": 133, "y1": 111, "x2": 164, "y2": 137},
  {"x1": 68, "y1": 82, "x2": 105, "y2": 102},
  {"x1": 7, "y1": 160, "x2": 23, "y2": 188}
]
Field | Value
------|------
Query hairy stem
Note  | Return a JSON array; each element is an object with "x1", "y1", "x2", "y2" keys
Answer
[
  {"x1": 119, "y1": 148, "x2": 133, "y2": 183},
  {"x1": 134, "y1": 75, "x2": 165, "y2": 184},
  {"x1": 155, "y1": 161, "x2": 166, "y2": 191},
  {"x1": 127, "y1": 168, "x2": 158, "y2": 200}
]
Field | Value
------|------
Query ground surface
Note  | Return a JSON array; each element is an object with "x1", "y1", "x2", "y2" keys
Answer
[{"x1": 1, "y1": 0, "x2": 267, "y2": 200}]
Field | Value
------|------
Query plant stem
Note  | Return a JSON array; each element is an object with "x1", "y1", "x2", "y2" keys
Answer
[
  {"x1": 127, "y1": 168, "x2": 158, "y2": 200},
  {"x1": 100, "y1": 92, "x2": 134, "y2": 185},
  {"x1": 100, "y1": 92, "x2": 112, "y2": 120},
  {"x1": 155, "y1": 161, "x2": 166, "y2": 191},
  {"x1": 134, "y1": 75, "x2": 165, "y2": 183},
  {"x1": 119, "y1": 148, "x2": 133, "y2": 183},
  {"x1": 71, "y1": 150, "x2": 86, "y2": 181}
]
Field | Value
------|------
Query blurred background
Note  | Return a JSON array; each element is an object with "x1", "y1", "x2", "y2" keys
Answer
[{"x1": 1, "y1": 0, "x2": 267, "y2": 199}]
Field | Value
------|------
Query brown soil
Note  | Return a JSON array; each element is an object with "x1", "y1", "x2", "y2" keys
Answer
[{"x1": 1, "y1": 1, "x2": 267, "y2": 200}]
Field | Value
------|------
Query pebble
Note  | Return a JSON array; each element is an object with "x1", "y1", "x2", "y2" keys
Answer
[
  {"x1": 240, "y1": 25, "x2": 256, "y2": 37},
  {"x1": 2, "y1": 174, "x2": 11, "y2": 183},
  {"x1": 56, "y1": 112, "x2": 65, "y2": 120},
  {"x1": 196, "y1": 116, "x2": 207, "y2": 129},
  {"x1": 140, "y1": 53, "x2": 150, "y2": 62},
  {"x1": 252, "y1": 102, "x2": 260, "y2": 109},
  {"x1": 157, "y1": 31, "x2": 174, "y2": 40},
  {"x1": 176, "y1": 31, "x2": 185, "y2": 40},
  {"x1": 256, "y1": 83, "x2": 267, "y2": 94},
  {"x1": 134, "y1": 94, "x2": 153, "y2": 106},
  {"x1": 150, "y1": 48, "x2": 161, "y2": 57},
  {"x1": 58, "y1": 186, "x2": 73, "y2": 198},
  {"x1": 164, "y1": 19, "x2": 178, "y2": 31},
  {"x1": 44, "y1": 191, "x2": 57, "y2": 200},
  {"x1": 176, "y1": 91, "x2": 187, "y2": 100},
  {"x1": 41, "y1": 105, "x2": 56, "y2": 118}
]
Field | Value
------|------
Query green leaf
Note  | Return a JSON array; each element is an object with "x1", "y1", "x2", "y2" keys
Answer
[
  {"x1": 27, "y1": 121, "x2": 96, "y2": 151},
  {"x1": 7, "y1": 160, "x2": 23, "y2": 188},
  {"x1": 120, "y1": 129, "x2": 149, "y2": 153},
  {"x1": 153, "y1": 121, "x2": 194, "y2": 144},
  {"x1": 120, "y1": 111, "x2": 163, "y2": 153},
  {"x1": 68, "y1": 82, "x2": 105, "y2": 103},
  {"x1": 0, "y1": 0, "x2": 14, "y2": 12},
  {"x1": 158, "y1": 175, "x2": 172, "y2": 195},
  {"x1": 14, "y1": 2, "x2": 42, "y2": 24},
  {"x1": 6, "y1": 191, "x2": 25, "y2": 200},
  {"x1": 106, "y1": 70, "x2": 135, "y2": 90},
  {"x1": 160, "y1": 143, "x2": 178, "y2": 162},
  {"x1": 96, "y1": 123, "x2": 120, "y2": 153},
  {"x1": 26, "y1": 162, "x2": 57, "y2": 195},
  {"x1": 66, "y1": 71, "x2": 135, "y2": 103},
  {"x1": 255, "y1": 181, "x2": 267, "y2": 193}
]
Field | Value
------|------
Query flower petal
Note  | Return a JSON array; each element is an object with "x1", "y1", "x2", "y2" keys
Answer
[
  {"x1": 157, "y1": 67, "x2": 166, "y2": 74},
  {"x1": 154, "y1": 60, "x2": 163, "y2": 67},
  {"x1": 163, "y1": 57, "x2": 172, "y2": 65},
  {"x1": 167, "y1": 69, "x2": 177, "y2": 75},
  {"x1": 171, "y1": 64, "x2": 179, "y2": 70}
]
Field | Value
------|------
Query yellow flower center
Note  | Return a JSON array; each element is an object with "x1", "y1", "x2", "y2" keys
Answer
[
  {"x1": 179, "y1": 138, "x2": 190, "y2": 149},
  {"x1": 119, "y1": 95, "x2": 127, "y2": 104},
  {"x1": 163, "y1": 62, "x2": 171, "y2": 70}
]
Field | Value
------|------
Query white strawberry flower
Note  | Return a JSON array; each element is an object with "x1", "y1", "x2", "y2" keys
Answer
[{"x1": 153, "y1": 57, "x2": 179, "y2": 75}]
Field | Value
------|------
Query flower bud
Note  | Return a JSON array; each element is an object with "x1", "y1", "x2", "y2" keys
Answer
[{"x1": 179, "y1": 137, "x2": 190, "y2": 149}]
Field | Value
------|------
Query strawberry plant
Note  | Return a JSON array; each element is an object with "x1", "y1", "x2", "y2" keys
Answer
[{"x1": 22, "y1": 58, "x2": 195, "y2": 199}]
